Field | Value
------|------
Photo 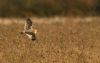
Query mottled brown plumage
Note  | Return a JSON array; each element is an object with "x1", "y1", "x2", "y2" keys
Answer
[{"x1": 20, "y1": 18, "x2": 37, "y2": 41}]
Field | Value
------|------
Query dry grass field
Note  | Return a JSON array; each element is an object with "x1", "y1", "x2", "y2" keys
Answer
[{"x1": 0, "y1": 17, "x2": 100, "y2": 63}]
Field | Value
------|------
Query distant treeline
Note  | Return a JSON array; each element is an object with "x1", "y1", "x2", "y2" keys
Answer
[{"x1": 0, "y1": 0, "x2": 100, "y2": 17}]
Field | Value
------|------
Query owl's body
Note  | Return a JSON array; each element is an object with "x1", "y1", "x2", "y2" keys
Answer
[{"x1": 24, "y1": 31, "x2": 36, "y2": 40}]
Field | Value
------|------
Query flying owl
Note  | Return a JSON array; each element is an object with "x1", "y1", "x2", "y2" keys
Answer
[{"x1": 20, "y1": 18, "x2": 37, "y2": 41}]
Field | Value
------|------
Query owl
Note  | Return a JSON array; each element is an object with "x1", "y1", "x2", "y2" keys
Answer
[{"x1": 20, "y1": 18, "x2": 37, "y2": 41}]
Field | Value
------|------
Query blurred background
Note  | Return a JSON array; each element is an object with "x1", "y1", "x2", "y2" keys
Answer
[
  {"x1": 0, "y1": 0, "x2": 100, "y2": 17},
  {"x1": 0, "y1": 1, "x2": 100, "y2": 63}
]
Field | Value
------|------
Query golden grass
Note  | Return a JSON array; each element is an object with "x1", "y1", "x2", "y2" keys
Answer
[{"x1": 0, "y1": 17, "x2": 100, "y2": 63}]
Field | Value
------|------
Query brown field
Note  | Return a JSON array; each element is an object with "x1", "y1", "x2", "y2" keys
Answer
[{"x1": 0, "y1": 17, "x2": 100, "y2": 63}]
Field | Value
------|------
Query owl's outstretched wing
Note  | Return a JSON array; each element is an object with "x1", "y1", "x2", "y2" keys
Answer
[{"x1": 24, "y1": 18, "x2": 33, "y2": 31}]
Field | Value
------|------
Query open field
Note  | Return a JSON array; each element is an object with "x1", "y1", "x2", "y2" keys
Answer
[{"x1": 0, "y1": 17, "x2": 100, "y2": 63}]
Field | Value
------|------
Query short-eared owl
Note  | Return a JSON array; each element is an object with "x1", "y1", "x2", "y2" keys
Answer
[{"x1": 20, "y1": 18, "x2": 37, "y2": 41}]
